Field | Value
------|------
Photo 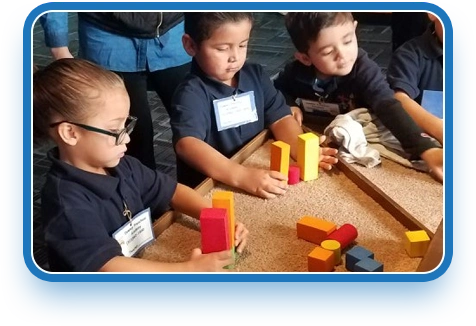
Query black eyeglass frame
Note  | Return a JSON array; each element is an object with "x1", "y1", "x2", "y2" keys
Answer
[{"x1": 49, "y1": 116, "x2": 138, "y2": 146}]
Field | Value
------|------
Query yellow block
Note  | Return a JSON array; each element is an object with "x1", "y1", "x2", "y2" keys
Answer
[
  {"x1": 297, "y1": 132, "x2": 319, "y2": 181},
  {"x1": 321, "y1": 239, "x2": 341, "y2": 265},
  {"x1": 308, "y1": 246, "x2": 334, "y2": 272},
  {"x1": 296, "y1": 216, "x2": 336, "y2": 245},
  {"x1": 212, "y1": 191, "x2": 235, "y2": 249},
  {"x1": 270, "y1": 140, "x2": 290, "y2": 177},
  {"x1": 404, "y1": 230, "x2": 430, "y2": 257}
]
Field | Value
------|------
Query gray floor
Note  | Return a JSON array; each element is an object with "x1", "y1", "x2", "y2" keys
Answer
[{"x1": 32, "y1": 12, "x2": 392, "y2": 271}]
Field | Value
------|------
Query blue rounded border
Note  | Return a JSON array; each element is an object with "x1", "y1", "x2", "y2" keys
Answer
[{"x1": 1, "y1": 1, "x2": 473, "y2": 323}]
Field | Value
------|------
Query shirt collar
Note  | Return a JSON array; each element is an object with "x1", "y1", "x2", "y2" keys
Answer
[{"x1": 47, "y1": 147, "x2": 129, "y2": 199}]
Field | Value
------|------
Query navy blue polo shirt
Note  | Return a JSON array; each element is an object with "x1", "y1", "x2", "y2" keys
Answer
[
  {"x1": 170, "y1": 59, "x2": 292, "y2": 187},
  {"x1": 274, "y1": 48, "x2": 438, "y2": 158},
  {"x1": 41, "y1": 148, "x2": 177, "y2": 272},
  {"x1": 387, "y1": 24, "x2": 443, "y2": 104}
]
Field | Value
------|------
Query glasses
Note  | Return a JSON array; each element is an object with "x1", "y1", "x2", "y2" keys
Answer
[{"x1": 49, "y1": 116, "x2": 138, "y2": 146}]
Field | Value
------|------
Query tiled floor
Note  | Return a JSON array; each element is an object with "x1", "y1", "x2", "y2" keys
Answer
[{"x1": 32, "y1": 12, "x2": 392, "y2": 271}]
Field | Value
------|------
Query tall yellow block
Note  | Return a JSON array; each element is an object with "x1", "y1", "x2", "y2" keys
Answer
[
  {"x1": 404, "y1": 230, "x2": 430, "y2": 257},
  {"x1": 297, "y1": 132, "x2": 320, "y2": 181},
  {"x1": 270, "y1": 140, "x2": 290, "y2": 176},
  {"x1": 212, "y1": 191, "x2": 235, "y2": 249}
]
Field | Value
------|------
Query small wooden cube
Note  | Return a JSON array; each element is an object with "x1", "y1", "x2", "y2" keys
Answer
[
  {"x1": 354, "y1": 258, "x2": 384, "y2": 272},
  {"x1": 345, "y1": 246, "x2": 374, "y2": 271},
  {"x1": 405, "y1": 230, "x2": 430, "y2": 257},
  {"x1": 308, "y1": 246, "x2": 334, "y2": 272}
]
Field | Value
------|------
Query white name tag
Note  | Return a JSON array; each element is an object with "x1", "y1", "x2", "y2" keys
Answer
[
  {"x1": 112, "y1": 208, "x2": 154, "y2": 257},
  {"x1": 301, "y1": 99, "x2": 340, "y2": 116},
  {"x1": 213, "y1": 91, "x2": 258, "y2": 131}
]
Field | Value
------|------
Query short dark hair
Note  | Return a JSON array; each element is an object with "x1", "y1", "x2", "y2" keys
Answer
[
  {"x1": 184, "y1": 12, "x2": 253, "y2": 45},
  {"x1": 285, "y1": 12, "x2": 354, "y2": 53}
]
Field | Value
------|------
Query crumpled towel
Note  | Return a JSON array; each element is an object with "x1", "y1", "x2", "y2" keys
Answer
[{"x1": 324, "y1": 112, "x2": 381, "y2": 168}]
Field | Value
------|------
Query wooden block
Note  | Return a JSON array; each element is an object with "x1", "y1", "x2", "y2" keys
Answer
[
  {"x1": 297, "y1": 216, "x2": 336, "y2": 245},
  {"x1": 405, "y1": 230, "x2": 430, "y2": 257},
  {"x1": 297, "y1": 132, "x2": 320, "y2": 181},
  {"x1": 325, "y1": 223, "x2": 358, "y2": 250},
  {"x1": 345, "y1": 246, "x2": 374, "y2": 271},
  {"x1": 270, "y1": 140, "x2": 290, "y2": 177},
  {"x1": 212, "y1": 191, "x2": 235, "y2": 249},
  {"x1": 288, "y1": 165, "x2": 300, "y2": 185},
  {"x1": 354, "y1": 258, "x2": 384, "y2": 272},
  {"x1": 308, "y1": 246, "x2": 334, "y2": 272},
  {"x1": 200, "y1": 208, "x2": 230, "y2": 254},
  {"x1": 321, "y1": 239, "x2": 341, "y2": 265}
]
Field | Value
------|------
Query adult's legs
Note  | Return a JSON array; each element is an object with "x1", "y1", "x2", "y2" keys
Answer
[
  {"x1": 147, "y1": 62, "x2": 192, "y2": 115},
  {"x1": 113, "y1": 71, "x2": 156, "y2": 169}
]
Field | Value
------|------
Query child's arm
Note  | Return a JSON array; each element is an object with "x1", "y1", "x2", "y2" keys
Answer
[
  {"x1": 98, "y1": 249, "x2": 234, "y2": 272},
  {"x1": 176, "y1": 137, "x2": 289, "y2": 199},
  {"x1": 394, "y1": 91, "x2": 443, "y2": 145}
]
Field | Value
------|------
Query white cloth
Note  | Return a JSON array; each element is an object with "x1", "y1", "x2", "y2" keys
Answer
[
  {"x1": 324, "y1": 111, "x2": 381, "y2": 168},
  {"x1": 325, "y1": 108, "x2": 429, "y2": 171}
]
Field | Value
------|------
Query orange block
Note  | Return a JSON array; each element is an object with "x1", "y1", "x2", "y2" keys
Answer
[
  {"x1": 297, "y1": 216, "x2": 336, "y2": 245},
  {"x1": 212, "y1": 191, "x2": 235, "y2": 249},
  {"x1": 308, "y1": 246, "x2": 334, "y2": 272},
  {"x1": 270, "y1": 140, "x2": 290, "y2": 176}
]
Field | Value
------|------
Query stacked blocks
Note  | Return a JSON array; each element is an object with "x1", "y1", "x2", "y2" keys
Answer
[
  {"x1": 297, "y1": 132, "x2": 320, "y2": 181},
  {"x1": 325, "y1": 223, "x2": 358, "y2": 250},
  {"x1": 308, "y1": 246, "x2": 335, "y2": 272},
  {"x1": 345, "y1": 246, "x2": 374, "y2": 271},
  {"x1": 354, "y1": 258, "x2": 384, "y2": 272},
  {"x1": 404, "y1": 230, "x2": 430, "y2": 257},
  {"x1": 200, "y1": 208, "x2": 230, "y2": 254},
  {"x1": 297, "y1": 216, "x2": 336, "y2": 245},
  {"x1": 321, "y1": 239, "x2": 341, "y2": 265},
  {"x1": 345, "y1": 246, "x2": 383, "y2": 272},
  {"x1": 270, "y1": 140, "x2": 290, "y2": 177},
  {"x1": 288, "y1": 165, "x2": 300, "y2": 185}
]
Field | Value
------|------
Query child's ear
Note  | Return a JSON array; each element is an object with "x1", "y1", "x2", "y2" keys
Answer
[
  {"x1": 354, "y1": 20, "x2": 358, "y2": 30},
  {"x1": 182, "y1": 34, "x2": 198, "y2": 56},
  {"x1": 56, "y1": 123, "x2": 79, "y2": 146},
  {"x1": 294, "y1": 52, "x2": 312, "y2": 66}
]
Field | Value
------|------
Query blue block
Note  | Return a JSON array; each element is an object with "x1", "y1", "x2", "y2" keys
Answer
[
  {"x1": 354, "y1": 258, "x2": 384, "y2": 272},
  {"x1": 421, "y1": 90, "x2": 443, "y2": 119},
  {"x1": 345, "y1": 246, "x2": 374, "y2": 271}
]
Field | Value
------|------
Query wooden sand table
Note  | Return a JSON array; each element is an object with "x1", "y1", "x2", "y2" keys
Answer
[{"x1": 141, "y1": 131, "x2": 442, "y2": 272}]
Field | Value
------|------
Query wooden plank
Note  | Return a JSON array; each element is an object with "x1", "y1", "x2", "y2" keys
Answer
[{"x1": 416, "y1": 220, "x2": 444, "y2": 271}]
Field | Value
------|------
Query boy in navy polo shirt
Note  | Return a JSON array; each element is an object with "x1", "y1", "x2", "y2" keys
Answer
[
  {"x1": 34, "y1": 58, "x2": 248, "y2": 272},
  {"x1": 170, "y1": 13, "x2": 338, "y2": 199},
  {"x1": 274, "y1": 12, "x2": 443, "y2": 182},
  {"x1": 387, "y1": 13, "x2": 443, "y2": 146}
]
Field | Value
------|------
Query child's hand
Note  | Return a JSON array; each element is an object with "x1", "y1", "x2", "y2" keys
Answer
[
  {"x1": 291, "y1": 106, "x2": 303, "y2": 126},
  {"x1": 420, "y1": 147, "x2": 443, "y2": 182},
  {"x1": 318, "y1": 135, "x2": 338, "y2": 170},
  {"x1": 234, "y1": 222, "x2": 249, "y2": 254},
  {"x1": 240, "y1": 167, "x2": 289, "y2": 199},
  {"x1": 188, "y1": 248, "x2": 234, "y2": 272}
]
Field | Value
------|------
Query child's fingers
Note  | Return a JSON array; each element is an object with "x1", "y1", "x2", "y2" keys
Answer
[{"x1": 235, "y1": 238, "x2": 247, "y2": 254}]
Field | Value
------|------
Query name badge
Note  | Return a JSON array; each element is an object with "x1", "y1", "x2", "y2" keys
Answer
[
  {"x1": 112, "y1": 208, "x2": 154, "y2": 257},
  {"x1": 301, "y1": 99, "x2": 340, "y2": 116},
  {"x1": 213, "y1": 91, "x2": 258, "y2": 131}
]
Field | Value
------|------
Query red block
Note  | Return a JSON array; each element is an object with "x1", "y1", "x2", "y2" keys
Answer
[
  {"x1": 325, "y1": 224, "x2": 358, "y2": 249},
  {"x1": 288, "y1": 165, "x2": 300, "y2": 185},
  {"x1": 200, "y1": 208, "x2": 230, "y2": 254}
]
